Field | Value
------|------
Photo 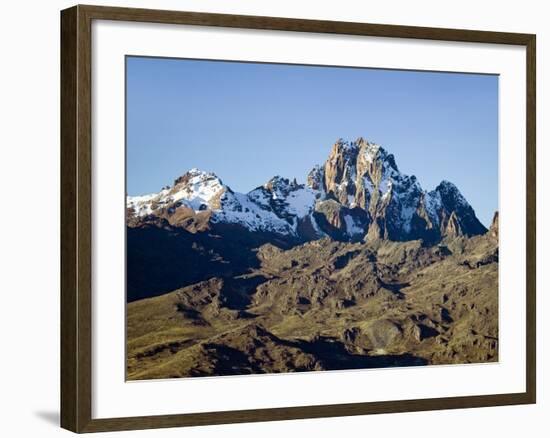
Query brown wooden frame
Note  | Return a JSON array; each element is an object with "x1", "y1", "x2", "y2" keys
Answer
[{"x1": 61, "y1": 4, "x2": 536, "y2": 433}]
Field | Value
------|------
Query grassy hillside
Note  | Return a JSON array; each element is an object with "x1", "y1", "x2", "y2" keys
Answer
[{"x1": 127, "y1": 233, "x2": 498, "y2": 380}]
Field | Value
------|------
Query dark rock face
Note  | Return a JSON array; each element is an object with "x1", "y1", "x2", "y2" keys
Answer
[
  {"x1": 313, "y1": 199, "x2": 371, "y2": 241},
  {"x1": 126, "y1": 222, "x2": 296, "y2": 302},
  {"x1": 434, "y1": 181, "x2": 488, "y2": 238}
]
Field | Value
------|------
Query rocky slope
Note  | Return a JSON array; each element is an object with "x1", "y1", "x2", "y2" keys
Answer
[{"x1": 127, "y1": 220, "x2": 498, "y2": 379}]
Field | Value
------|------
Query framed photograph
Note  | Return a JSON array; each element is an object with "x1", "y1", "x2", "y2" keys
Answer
[{"x1": 60, "y1": 5, "x2": 536, "y2": 433}]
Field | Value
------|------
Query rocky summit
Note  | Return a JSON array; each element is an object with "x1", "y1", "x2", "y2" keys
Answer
[{"x1": 126, "y1": 138, "x2": 498, "y2": 379}]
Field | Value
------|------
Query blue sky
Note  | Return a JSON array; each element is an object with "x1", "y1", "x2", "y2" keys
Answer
[{"x1": 126, "y1": 57, "x2": 498, "y2": 226}]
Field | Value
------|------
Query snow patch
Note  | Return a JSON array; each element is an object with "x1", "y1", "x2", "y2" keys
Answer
[
  {"x1": 343, "y1": 214, "x2": 364, "y2": 236},
  {"x1": 363, "y1": 142, "x2": 381, "y2": 163},
  {"x1": 213, "y1": 191, "x2": 295, "y2": 235},
  {"x1": 285, "y1": 187, "x2": 317, "y2": 217},
  {"x1": 424, "y1": 191, "x2": 442, "y2": 225}
]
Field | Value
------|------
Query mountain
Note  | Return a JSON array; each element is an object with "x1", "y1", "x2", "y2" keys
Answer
[
  {"x1": 127, "y1": 138, "x2": 487, "y2": 243},
  {"x1": 127, "y1": 168, "x2": 297, "y2": 236},
  {"x1": 126, "y1": 137, "x2": 498, "y2": 379}
]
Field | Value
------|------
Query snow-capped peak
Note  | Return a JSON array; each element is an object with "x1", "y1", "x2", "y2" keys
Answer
[
  {"x1": 170, "y1": 168, "x2": 225, "y2": 209},
  {"x1": 127, "y1": 168, "x2": 226, "y2": 218},
  {"x1": 128, "y1": 138, "x2": 487, "y2": 242}
]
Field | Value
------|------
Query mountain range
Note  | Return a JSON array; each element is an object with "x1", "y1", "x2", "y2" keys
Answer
[{"x1": 128, "y1": 137, "x2": 487, "y2": 244}]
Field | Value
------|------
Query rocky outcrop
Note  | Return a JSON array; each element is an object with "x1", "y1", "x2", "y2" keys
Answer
[
  {"x1": 306, "y1": 165, "x2": 325, "y2": 191},
  {"x1": 312, "y1": 200, "x2": 370, "y2": 241},
  {"x1": 489, "y1": 211, "x2": 499, "y2": 240},
  {"x1": 307, "y1": 138, "x2": 487, "y2": 242},
  {"x1": 444, "y1": 211, "x2": 464, "y2": 238}
]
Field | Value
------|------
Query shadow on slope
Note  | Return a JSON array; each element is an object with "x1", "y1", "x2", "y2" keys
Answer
[
  {"x1": 127, "y1": 223, "x2": 294, "y2": 302},
  {"x1": 292, "y1": 335, "x2": 428, "y2": 370},
  {"x1": 184, "y1": 325, "x2": 428, "y2": 378}
]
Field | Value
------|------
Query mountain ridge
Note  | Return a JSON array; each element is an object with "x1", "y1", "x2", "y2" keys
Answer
[{"x1": 128, "y1": 138, "x2": 488, "y2": 243}]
